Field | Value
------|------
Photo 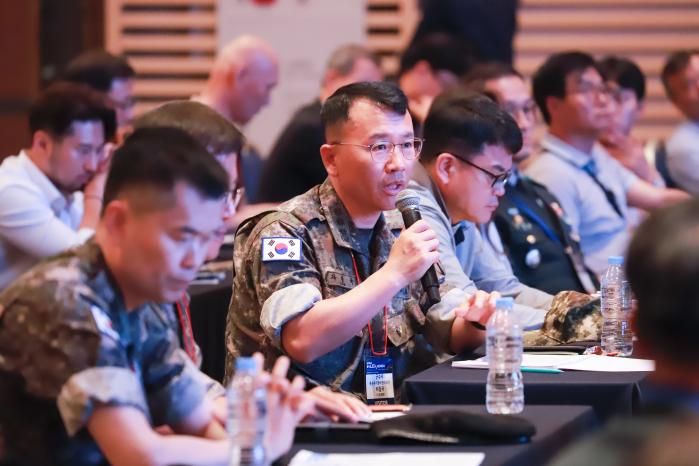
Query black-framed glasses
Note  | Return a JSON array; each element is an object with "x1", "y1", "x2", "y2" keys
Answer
[
  {"x1": 331, "y1": 138, "x2": 424, "y2": 164},
  {"x1": 450, "y1": 153, "x2": 510, "y2": 189}
]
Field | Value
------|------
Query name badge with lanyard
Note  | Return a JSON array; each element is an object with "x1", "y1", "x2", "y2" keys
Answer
[{"x1": 351, "y1": 254, "x2": 395, "y2": 405}]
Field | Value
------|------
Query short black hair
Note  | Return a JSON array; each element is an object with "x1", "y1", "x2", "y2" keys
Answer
[
  {"x1": 62, "y1": 50, "x2": 135, "y2": 93},
  {"x1": 134, "y1": 100, "x2": 244, "y2": 157},
  {"x1": 399, "y1": 32, "x2": 475, "y2": 79},
  {"x1": 462, "y1": 62, "x2": 523, "y2": 101},
  {"x1": 105, "y1": 127, "x2": 229, "y2": 208},
  {"x1": 28, "y1": 82, "x2": 116, "y2": 141},
  {"x1": 320, "y1": 81, "x2": 408, "y2": 132},
  {"x1": 420, "y1": 90, "x2": 522, "y2": 163},
  {"x1": 598, "y1": 56, "x2": 646, "y2": 101},
  {"x1": 532, "y1": 51, "x2": 599, "y2": 124},
  {"x1": 661, "y1": 50, "x2": 699, "y2": 99},
  {"x1": 626, "y1": 199, "x2": 699, "y2": 365}
]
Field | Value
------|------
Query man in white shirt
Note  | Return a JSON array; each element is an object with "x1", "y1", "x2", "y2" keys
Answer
[
  {"x1": 662, "y1": 50, "x2": 699, "y2": 194},
  {"x1": 0, "y1": 82, "x2": 115, "y2": 289}
]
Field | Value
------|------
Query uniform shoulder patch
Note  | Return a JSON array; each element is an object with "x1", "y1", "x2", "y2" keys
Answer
[{"x1": 261, "y1": 236, "x2": 302, "y2": 262}]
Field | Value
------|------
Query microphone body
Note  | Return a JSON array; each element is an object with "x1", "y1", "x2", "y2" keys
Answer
[{"x1": 395, "y1": 191, "x2": 441, "y2": 307}]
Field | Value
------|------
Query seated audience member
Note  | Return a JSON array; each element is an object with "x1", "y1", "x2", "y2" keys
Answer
[
  {"x1": 0, "y1": 83, "x2": 115, "y2": 290},
  {"x1": 134, "y1": 100, "x2": 244, "y2": 252},
  {"x1": 398, "y1": 32, "x2": 475, "y2": 127},
  {"x1": 258, "y1": 44, "x2": 382, "y2": 203},
  {"x1": 226, "y1": 82, "x2": 493, "y2": 401},
  {"x1": 598, "y1": 56, "x2": 664, "y2": 187},
  {"x1": 549, "y1": 199, "x2": 699, "y2": 465},
  {"x1": 62, "y1": 50, "x2": 135, "y2": 141},
  {"x1": 662, "y1": 49, "x2": 699, "y2": 194},
  {"x1": 464, "y1": 63, "x2": 598, "y2": 294},
  {"x1": 133, "y1": 101, "x2": 370, "y2": 422},
  {"x1": 525, "y1": 51, "x2": 688, "y2": 276},
  {"x1": 0, "y1": 127, "x2": 309, "y2": 465},
  {"x1": 193, "y1": 34, "x2": 279, "y2": 204},
  {"x1": 410, "y1": 90, "x2": 551, "y2": 328}
]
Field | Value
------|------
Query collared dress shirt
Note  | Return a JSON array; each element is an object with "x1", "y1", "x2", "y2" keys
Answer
[
  {"x1": 666, "y1": 120, "x2": 699, "y2": 195},
  {"x1": 0, "y1": 151, "x2": 93, "y2": 289},
  {"x1": 525, "y1": 134, "x2": 638, "y2": 276},
  {"x1": 408, "y1": 163, "x2": 550, "y2": 330}
]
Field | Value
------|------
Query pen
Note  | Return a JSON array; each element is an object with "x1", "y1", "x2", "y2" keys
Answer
[{"x1": 521, "y1": 367, "x2": 563, "y2": 374}]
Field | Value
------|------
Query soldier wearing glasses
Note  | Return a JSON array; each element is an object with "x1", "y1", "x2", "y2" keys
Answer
[
  {"x1": 408, "y1": 91, "x2": 552, "y2": 332},
  {"x1": 225, "y1": 82, "x2": 495, "y2": 402}
]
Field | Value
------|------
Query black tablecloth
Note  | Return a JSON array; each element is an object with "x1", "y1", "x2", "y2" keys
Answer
[
  {"x1": 188, "y1": 271, "x2": 233, "y2": 382},
  {"x1": 403, "y1": 356, "x2": 649, "y2": 422},
  {"x1": 279, "y1": 405, "x2": 597, "y2": 466}
]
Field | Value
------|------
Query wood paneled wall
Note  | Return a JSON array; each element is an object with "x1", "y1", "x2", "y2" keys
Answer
[{"x1": 106, "y1": 0, "x2": 699, "y2": 141}]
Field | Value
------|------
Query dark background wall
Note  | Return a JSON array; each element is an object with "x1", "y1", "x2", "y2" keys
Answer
[{"x1": 0, "y1": 0, "x2": 103, "y2": 158}]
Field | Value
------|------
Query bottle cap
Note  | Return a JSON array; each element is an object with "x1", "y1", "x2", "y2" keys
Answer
[
  {"x1": 235, "y1": 356, "x2": 257, "y2": 372},
  {"x1": 607, "y1": 256, "x2": 624, "y2": 265},
  {"x1": 495, "y1": 297, "x2": 514, "y2": 309}
]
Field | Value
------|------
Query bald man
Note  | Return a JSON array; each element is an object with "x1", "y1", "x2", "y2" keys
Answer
[
  {"x1": 194, "y1": 34, "x2": 279, "y2": 207},
  {"x1": 194, "y1": 35, "x2": 279, "y2": 127}
]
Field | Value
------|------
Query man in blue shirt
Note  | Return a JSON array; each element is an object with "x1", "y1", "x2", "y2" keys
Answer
[
  {"x1": 409, "y1": 90, "x2": 551, "y2": 331},
  {"x1": 525, "y1": 51, "x2": 687, "y2": 276}
]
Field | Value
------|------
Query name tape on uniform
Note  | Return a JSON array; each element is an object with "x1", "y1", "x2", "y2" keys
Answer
[{"x1": 261, "y1": 236, "x2": 302, "y2": 262}]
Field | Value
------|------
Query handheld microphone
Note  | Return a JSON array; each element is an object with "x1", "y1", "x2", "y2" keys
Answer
[{"x1": 395, "y1": 190, "x2": 441, "y2": 308}]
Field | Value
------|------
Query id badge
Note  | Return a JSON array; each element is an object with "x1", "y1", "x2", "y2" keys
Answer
[{"x1": 365, "y1": 356, "x2": 395, "y2": 405}]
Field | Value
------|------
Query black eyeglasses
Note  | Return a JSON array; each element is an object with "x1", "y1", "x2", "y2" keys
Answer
[
  {"x1": 450, "y1": 153, "x2": 510, "y2": 189},
  {"x1": 330, "y1": 138, "x2": 424, "y2": 164}
]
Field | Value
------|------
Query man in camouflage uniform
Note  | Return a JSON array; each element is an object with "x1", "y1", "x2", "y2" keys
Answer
[
  {"x1": 0, "y1": 127, "x2": 308, "y2": 465},
  {"x1": 226, "y1": 82, "x2": 498, "y2": 402}
]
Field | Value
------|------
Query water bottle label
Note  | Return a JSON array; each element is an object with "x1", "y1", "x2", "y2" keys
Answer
[{"x1": 365, "y1": 356, "x2": 395, "y2": 404}]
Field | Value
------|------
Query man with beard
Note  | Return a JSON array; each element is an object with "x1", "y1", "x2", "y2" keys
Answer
[
  {"x1": 0, "y1": 82, "x2": 115, "y2": 289},
  {"x1": 525, "y1": 51, "x2": 687, "y2": 276},
  {"x1": 465, "y1": 63, "x2": 598, "y2": 294}
]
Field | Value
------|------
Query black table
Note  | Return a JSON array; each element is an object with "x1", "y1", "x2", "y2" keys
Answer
[
  {"x1": 280, "y1": 405, "x2": 597, "y2": 466},
  {"x1": 188, "y1": 271, "x2": 233, "y2": 382},
  {"x1": 403, "y1": 356, "x2": 649, "y2": 422}
]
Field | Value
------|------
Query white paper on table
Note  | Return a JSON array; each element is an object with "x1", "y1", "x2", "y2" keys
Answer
[
  {"x1": 370, "y1": 411, "x2": 406, "y2": 422},
  {"x1": 288, "y1": 450, "x2": 485, "y2": 466},
  {"x1": 452, "y1": 354, "x2": 654, "y2": 372},
  {"x1": 452, "y1": 354, "x2": 584, "y2": 369}
]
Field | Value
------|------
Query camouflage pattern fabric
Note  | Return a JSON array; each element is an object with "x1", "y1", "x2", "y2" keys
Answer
[
  {"x1": 225, "y1": 180, "x2": 453, "y2": 399},
  {"x1": 522, "y1": 290, "x2": 602, "y2": 346},
  {"x1": 0, "y1": 240, "x2": 206, "y2": 465}
]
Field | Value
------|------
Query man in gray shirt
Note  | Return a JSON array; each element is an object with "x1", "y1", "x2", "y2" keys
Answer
[
  {"x1": 525, "y1": 51, "x2": 687, "y2": 276},
  {"x1": 410, "y1": 90, "x2": 551, "y2": 330},
  {"x1": 662, "y1": 49, "x2": 699, "y2": 194}
]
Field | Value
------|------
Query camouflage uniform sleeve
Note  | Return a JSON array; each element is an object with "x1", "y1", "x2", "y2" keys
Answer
[
  {"x1": 247, "y1": 218, "x2": 323, "y2": 350},
  {"x1": 140, "y1": 307, "x2": 208, "y2": 428},
  {"x1": 51, "y1": 306, "x2": 150, "y2": 436}
]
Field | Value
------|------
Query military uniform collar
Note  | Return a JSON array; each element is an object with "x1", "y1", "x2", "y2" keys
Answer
[{"x1": 318, "y1": 179, "x2": 393, "y2": 255}]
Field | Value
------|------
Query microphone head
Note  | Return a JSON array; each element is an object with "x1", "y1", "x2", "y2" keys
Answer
[{"x1": 395, "y1": 189, "x2": 420, "y2": 212}]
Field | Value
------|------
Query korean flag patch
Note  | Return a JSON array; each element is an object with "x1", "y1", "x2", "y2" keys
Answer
[{"x1": 261, "y1": 237, "x2": 302, "y2": 262}]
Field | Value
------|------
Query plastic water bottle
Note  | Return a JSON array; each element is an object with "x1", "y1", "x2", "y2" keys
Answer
[
  {"x1": 600, "y1": 256, "x2": 634, "y2": 356},
  {"x1": 486, "y1": 297, "x2": 524, "y2": 414},
  {"x1": 227, "y1": 357, "x2": 268, "y2": 466}
]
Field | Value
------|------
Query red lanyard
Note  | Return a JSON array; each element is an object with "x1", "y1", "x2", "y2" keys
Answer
[
  {"x1": 175, "y1": 293, "x2": 198, "y2": 363},
  {"x1": 350, "y1": 253, "x2": 388, "y2": 356}
]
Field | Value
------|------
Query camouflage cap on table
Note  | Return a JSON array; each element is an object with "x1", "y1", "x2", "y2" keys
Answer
[{"x1": 522, "y1": 290, "x2": 602, "y2": 346}]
